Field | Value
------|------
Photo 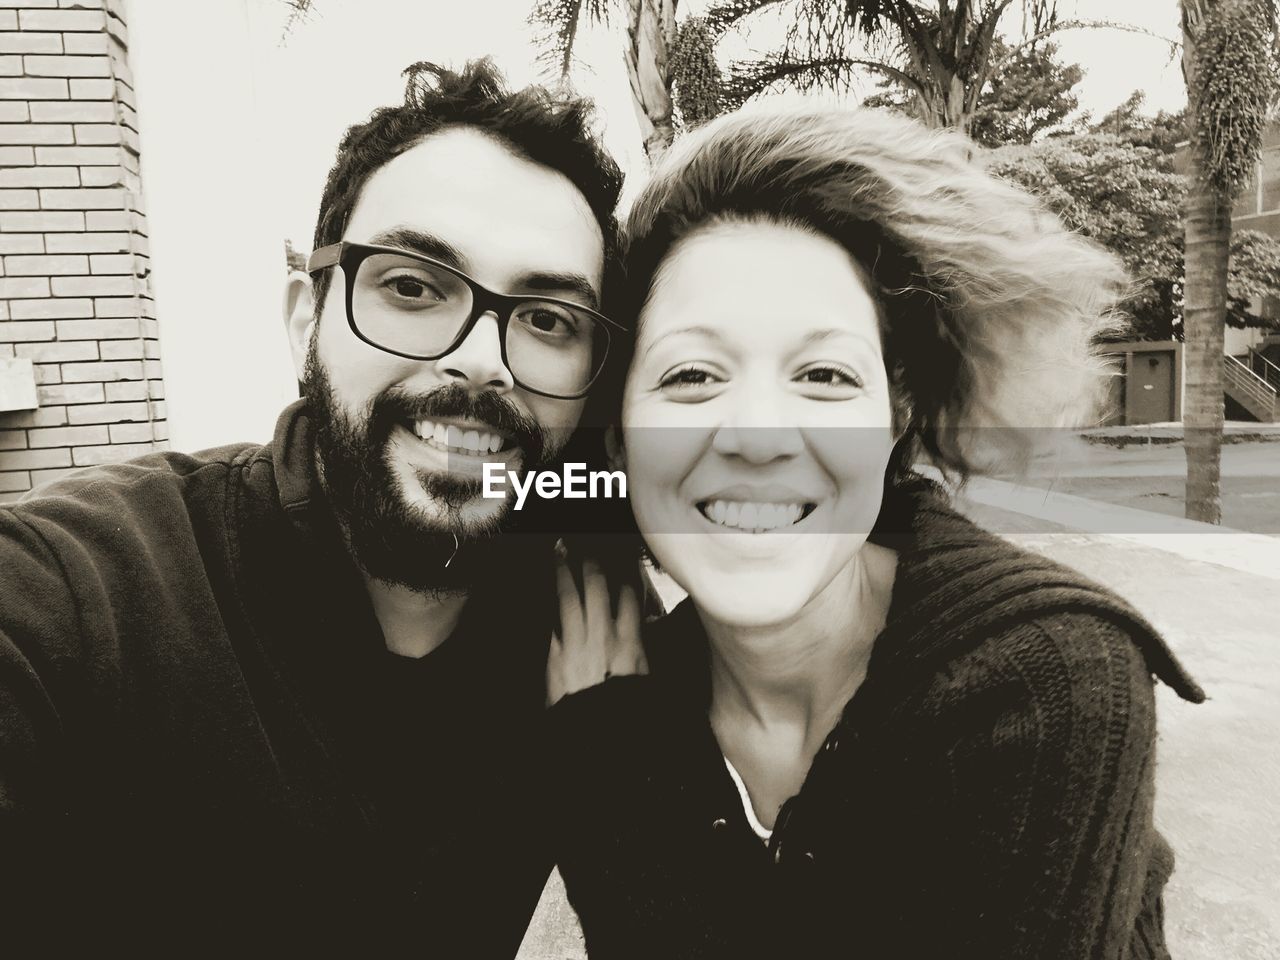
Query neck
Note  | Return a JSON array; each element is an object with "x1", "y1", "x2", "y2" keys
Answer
[
  {"x1": 702, "y1": 542, "x2": 896, "y2": 745},
  {"x1": 363, "y1": 574, "x2": 468, "y2": 659}
]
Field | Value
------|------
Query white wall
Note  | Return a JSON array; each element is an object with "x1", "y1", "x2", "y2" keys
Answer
[{"x1": 127, "y1": 0, "x2": 297, "y2": 451}]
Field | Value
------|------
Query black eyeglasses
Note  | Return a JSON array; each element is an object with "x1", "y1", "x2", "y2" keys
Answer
[{"x1": 307, "y1": 241, "x2": 624, "y2": 400}]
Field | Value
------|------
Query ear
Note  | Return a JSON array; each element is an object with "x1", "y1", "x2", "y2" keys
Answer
[
  {"x1": 604, "y1": 424, "x2": 626, "y2": 472},
  {"x1": 283, "y1": 270, "x2": 317, "y2": 381}
]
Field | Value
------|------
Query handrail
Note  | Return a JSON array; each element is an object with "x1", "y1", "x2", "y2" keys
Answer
[
  {"x1": 1226, "y1": 354, "x2": 1277, "y2": 394},
  {"x1": 1224, "y1": 355, "x2": 1279, "y2": 417},
  {"x1": 1247, "y1": 347, "x2": 1280, "y2": 387}
]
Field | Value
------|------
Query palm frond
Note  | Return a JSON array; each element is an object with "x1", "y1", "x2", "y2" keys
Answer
[
  {"x1": 528, "y1": 0, "x2": 613, "y2": 79},
  {"x1": 703, "y1": 0, "x2": 789, "y2": 39},
  {"x1": 720, "y1": 49, "x2": 927, "y2": 111}
]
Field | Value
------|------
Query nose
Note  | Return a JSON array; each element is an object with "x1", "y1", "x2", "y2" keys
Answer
[
  {"x1": 711, "y1": 390, "x2": 804, "y2": 465},
  {"x1": 434, "y1": 311, "x2": 515, "y2": 392}
]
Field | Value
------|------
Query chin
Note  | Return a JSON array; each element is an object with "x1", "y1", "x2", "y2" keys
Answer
[
  {"x1": 671, "y1": 565, "x2": 815, "y2": 630},
  {"x1": 392, "y1": 460, "x2": 510, "y2": 537}
]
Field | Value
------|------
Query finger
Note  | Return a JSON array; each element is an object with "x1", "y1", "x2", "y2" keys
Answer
[
  {"x1": 555, "y1": 559, "x2": 584, "y2": 648},
  {"x1": 545, "y1": 631, "x2": 565, "y2": 707},
  {"x1": 580, "y1": 558, "x2": 612, "y2": 644},
  {"x1": 608, "y1": 584, "x2": 647, "y2": 677}
]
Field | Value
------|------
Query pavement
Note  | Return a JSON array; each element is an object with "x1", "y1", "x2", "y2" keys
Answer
[{"x1": 518, "y1": 457, "x2": 1280, "y2": 959}]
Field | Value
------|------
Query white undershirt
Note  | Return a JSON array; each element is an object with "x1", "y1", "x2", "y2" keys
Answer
[{"x1": 723, "y1": 756, "x2": 773, "y2": 843}]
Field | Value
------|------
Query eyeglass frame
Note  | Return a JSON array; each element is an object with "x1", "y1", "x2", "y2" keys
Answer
[{"x1": 306, "y1": 240, "x2": 626, "y2": 400}]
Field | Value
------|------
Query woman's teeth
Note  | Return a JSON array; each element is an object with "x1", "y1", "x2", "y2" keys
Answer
[
  {"x1": 699, "y1": 500, "x2": 807, "y2": 532},
  {"x1": 411, "y1": 419, "x2": 506, "y2": 455}
]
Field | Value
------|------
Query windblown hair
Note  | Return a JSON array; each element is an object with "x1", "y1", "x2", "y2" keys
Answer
[
  {"x1": 620, "y1": 106, "x2": 1127, "y2": 481},
  {"x1": 310, "y1": 58, "x2": 623, "y2": 311}
]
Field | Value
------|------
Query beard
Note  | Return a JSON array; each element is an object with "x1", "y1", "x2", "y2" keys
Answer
[{"x1": 301, "y1": 338, "x2": 564, "y2": 594}]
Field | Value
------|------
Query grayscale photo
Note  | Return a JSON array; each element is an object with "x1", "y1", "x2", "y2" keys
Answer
[{"x1": 0, "y1": 1, "x2": 1276, "y2": 957}]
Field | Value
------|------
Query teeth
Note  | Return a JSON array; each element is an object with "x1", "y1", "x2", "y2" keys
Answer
[
  {"x1": 700, "y1": 500, "x2": 807, "y2": 532},
  {"x1": 412, "y1": 419, "x2": 508, "y2": 456}
]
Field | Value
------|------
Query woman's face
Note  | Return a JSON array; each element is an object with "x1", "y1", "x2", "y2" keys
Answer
[{"x1": 621, "y1": 221, "x2": 898, "y2": 628}]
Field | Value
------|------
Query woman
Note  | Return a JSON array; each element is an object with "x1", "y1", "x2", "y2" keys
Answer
[{"x1": 545, "y1": 105, "x2": 1203, "y2": 959}]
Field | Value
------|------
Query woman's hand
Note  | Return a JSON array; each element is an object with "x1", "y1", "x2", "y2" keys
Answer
[{"x1": 546, "y1": 556, "x2": 647, "y2": 707}]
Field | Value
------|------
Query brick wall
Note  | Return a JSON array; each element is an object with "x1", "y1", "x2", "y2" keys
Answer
[{"x1": 0, "y1": 0, "x2": 163, "y2": 503}]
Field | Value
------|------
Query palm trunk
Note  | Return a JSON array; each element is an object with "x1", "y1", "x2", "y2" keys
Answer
[
  {"x1": 624, "y1": 0, "x2": 677, "y2": 163},
  {"x1": 1181, "y1": 11, "x2": 1227, "y2": 524}
]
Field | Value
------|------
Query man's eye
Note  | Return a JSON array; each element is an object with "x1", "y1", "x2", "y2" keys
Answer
[
  {"x1": 381, "y1": 273, "x2": 444, "y2": 302},
  {"x1": 515, "y1": 303, "x2": 579, "y2": 338}
]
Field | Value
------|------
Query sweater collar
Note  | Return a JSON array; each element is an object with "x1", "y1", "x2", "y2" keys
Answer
[
  {"x1": 652, "y1": 474, "x2": 1204, "y2": 706},
  {"x1": 872, "y1": 475, "x2": 1204, "y2": 702}
]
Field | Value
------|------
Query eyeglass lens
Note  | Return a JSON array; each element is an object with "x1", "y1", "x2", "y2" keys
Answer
[{"x1": 350, "y1": 252, "x2": 606, "y2": 397}]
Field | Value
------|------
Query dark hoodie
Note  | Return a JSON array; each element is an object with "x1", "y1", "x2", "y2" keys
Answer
[
  {"x1": 0, "y1": 400, "x2": 557, "y2": 956},
  {"x1": 547, "y1": 476, "x2": 1203, "y2": 960}
]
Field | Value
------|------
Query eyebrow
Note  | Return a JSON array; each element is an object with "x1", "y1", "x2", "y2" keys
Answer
[
  {"x1": 800, "y1": 328, "x2": 882, "y2": 353},
  {"x1": 367, "y1": 227, "x2": 466, "y2": 269},
  {"x1": 366, "y1": 225, "x2": 600, "y2": 310},
  {"x1": 642, "y1": 326, "x2": 882, "y2": 361},
  {"x1": 642, "y1": 325, "x2": 722, "y2": 360}
]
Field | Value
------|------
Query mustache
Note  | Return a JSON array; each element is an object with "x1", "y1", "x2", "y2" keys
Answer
[{"x1": 371, "y1": 383, "x2": 546, "y2": 462}]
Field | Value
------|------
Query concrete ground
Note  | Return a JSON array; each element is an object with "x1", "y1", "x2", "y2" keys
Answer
[
  {"x1": 996, "y1": 436, "x2": 1280, "y2": 535},
  {"x1": 518, "y1": 449, "x2": 1280, "y2": 959}
]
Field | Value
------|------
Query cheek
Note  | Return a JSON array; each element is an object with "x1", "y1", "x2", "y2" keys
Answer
[
  {"x1": 523, "y1": 395, "x2": 585, "y2": 434},
  {"x1": 315, "y1": 314, "x2": 404, "y2": 406},
  {"x1": 622, "y1": 420, "x2": 705, "y2": 511}
]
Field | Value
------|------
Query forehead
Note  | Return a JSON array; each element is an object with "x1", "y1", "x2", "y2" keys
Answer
[
  {"x1": 642, "y1": 221, "x2": 881, "y2": 341},
  {"x1": 343, "y1": 126, "x2": 605, "y2": 290}
]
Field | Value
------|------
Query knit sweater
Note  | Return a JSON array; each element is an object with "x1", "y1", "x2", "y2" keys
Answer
[
  {"x1": 0, "y1": 401, "x2": 557, "y2": 956},
  {"x1": 547, "y1": 476, "x2": 1203, "y2": 960}
]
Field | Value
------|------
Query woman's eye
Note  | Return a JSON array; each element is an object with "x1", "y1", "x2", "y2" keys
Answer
[
  {"x1": 796, "y1": 364, "x2": 863, "y2": 389},
  {"x1": 658, "y1": 365, "x2": 720, "y2": 390}
]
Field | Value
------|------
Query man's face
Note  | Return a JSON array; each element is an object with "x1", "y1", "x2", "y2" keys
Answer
[{"x1": 293, "y1": 127, "x2": 605, "y2": 590}]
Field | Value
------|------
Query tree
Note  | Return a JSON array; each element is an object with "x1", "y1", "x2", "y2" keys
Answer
[
  {"x1": 968, "y1": 38, "x2": 1083, "y2": 146},
  {"x1": 1180, "y1": 0, "x2": 1278, "y2": 523},
  {"x1": 991, "y1": 129, "x2": 1280, "y2": 340},
  {"x1": 530, "y1": 2, "x2": 1093, "y2": 161},
  {"x1": 530, "y1": 0, "x2": 719, "y2": 162},
  {"x1": 865, "y1": 35, "x2": 1084, "y2": 146},
  {"x1": 714, "y1": 2, "x2": 1138, "y2": 137}
]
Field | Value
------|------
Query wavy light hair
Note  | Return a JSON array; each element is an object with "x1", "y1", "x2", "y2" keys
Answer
[{"x1": 618, "y1": 105, "x2": 1127, "y2": 481}]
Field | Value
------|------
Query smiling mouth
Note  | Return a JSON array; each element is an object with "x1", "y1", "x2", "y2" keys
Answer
[
  {"x1": 696, "y1": 499, "x2": 816, "y2": 533},
  {"x1": 406, "y1": 418, "x2": 515, "y2": 457}
]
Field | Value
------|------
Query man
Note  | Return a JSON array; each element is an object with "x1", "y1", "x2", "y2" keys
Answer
[{"x1": 0, "y1": 60, "x2": 623, "y2": 954}]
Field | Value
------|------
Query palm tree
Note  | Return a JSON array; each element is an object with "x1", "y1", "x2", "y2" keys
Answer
[
  {"x1": 716, "y1": 1, "x2": 1063, "y2": 135},
  {"x1": 531, "y1": 2, "x2": 1130, "y2": 160},
  {"x1": 530, "y1": 0, "x2": 731, "y2": 162},
  {"x1": 1179, "y1": 0, "x2": 1277, "y2": 523}
]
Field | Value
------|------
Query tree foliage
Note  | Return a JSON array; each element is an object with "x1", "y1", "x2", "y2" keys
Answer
[
  {"x1": 990, "y1": 117, "x2": 1280, "y2": 340},
  {"x1": 1185, "y1": 0, "x2": 1278, "y2": 194},
  {"x1": 671, "y1": 15, "x2": 723, "y2": 129},
  {"x1": 713, "y1": 1, "x2": 1062, "y2": 133},
  {"x1": 967, "y1": 39, "x2": 1082, "y2": 146},
  {"x1": 865, "y1": 36, "x2": 1084, "y2": 146}
]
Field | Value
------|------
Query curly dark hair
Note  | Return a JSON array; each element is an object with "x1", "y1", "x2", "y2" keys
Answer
[{"x1": 309, "y1": 58, "x2": 624, "y2": 312}]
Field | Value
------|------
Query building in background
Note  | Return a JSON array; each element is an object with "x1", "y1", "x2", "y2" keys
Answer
[
  {"x1": 1221, "y1": 124, "x2": 1280, "y2": 421},
  {"x1": 0, "y1": 0, "x2": 163, "y2": 503}
]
